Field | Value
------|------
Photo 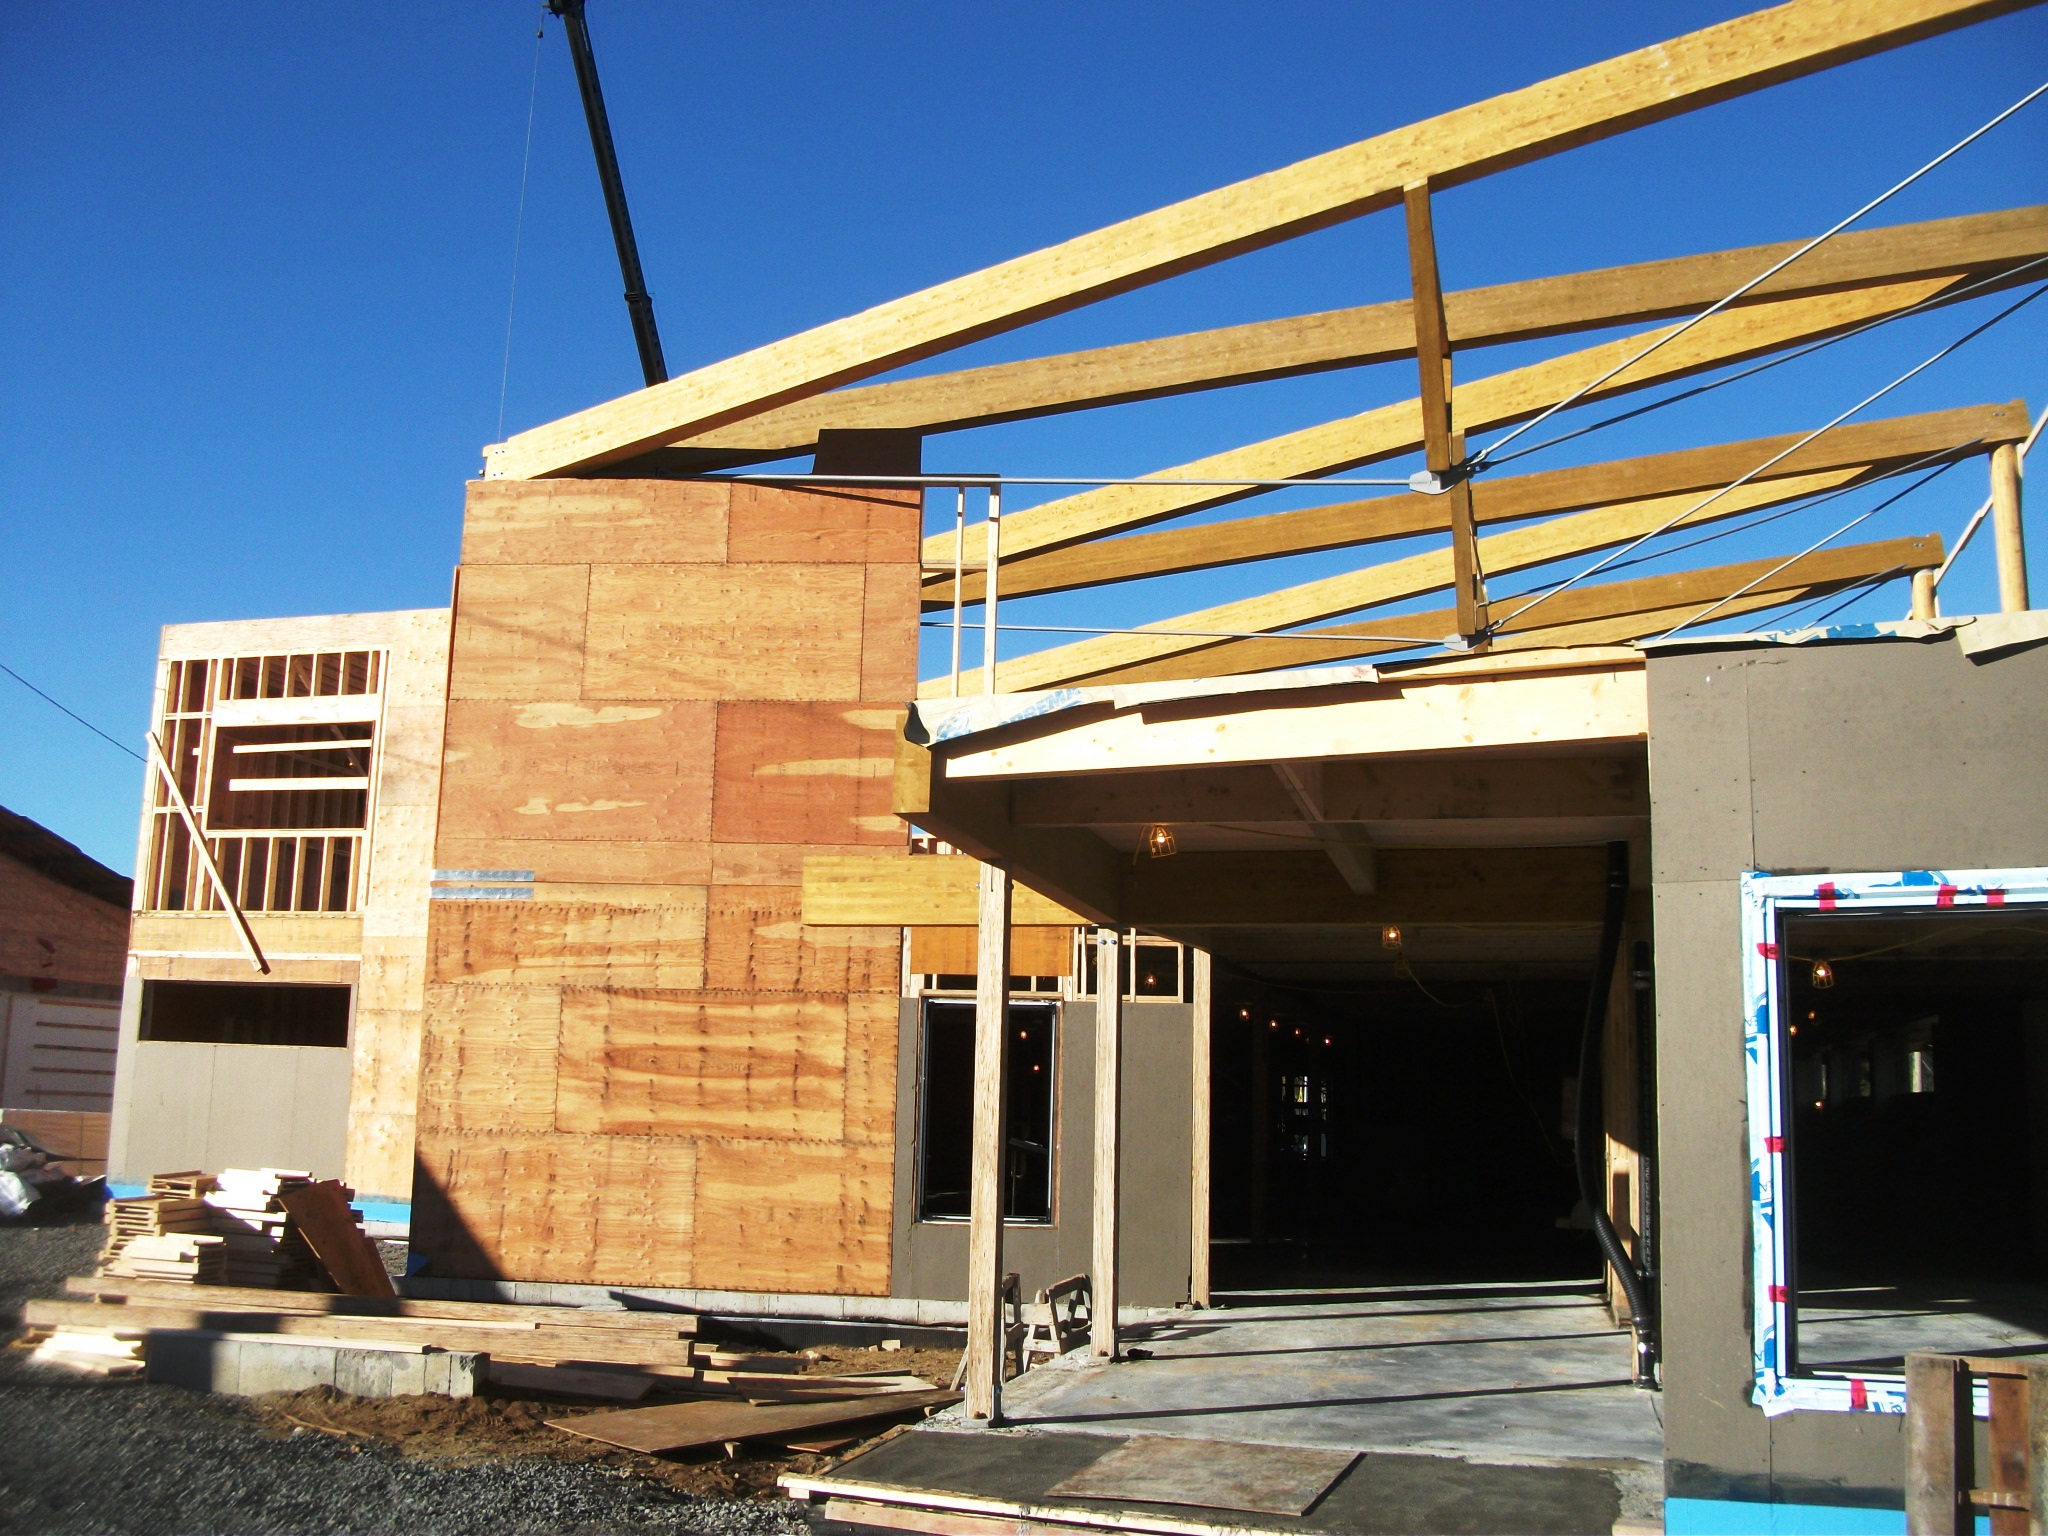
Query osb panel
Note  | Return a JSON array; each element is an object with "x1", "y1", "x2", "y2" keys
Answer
[
  {"x1": 374, "y1": 704, "x2": 447, "y2": 809},
  {"x1": 361, "y1": 803, "x2": 438, "y2": 940},
  {"x1": 703, "y1": 887, "x2": 898, "y2": 996},
  {"x1": 690, "y1": 1137, "x2": 893, "y2": 1295},
  {"x1": 436, "y1": 699, "x2": 716, "y2": 844},
  {"x1": 344, "y1": 1106, "x2": 418, "y2": 1205},
  {"x1": 461, "y1": 478, "x2": 729, "y2": 568},
  {"x1": 860, "y1": 563, "x2": 923, "y2": 700},
  {"x1": 582, "y1": 565, "x2": 866, "y2": 701},
  {"x1": 414, "y1": 985, "x2": 561, "y2": 1134},
  {"x1": 557, "y1": 990, "x2": 847, "y2": 1141},
  {"x1": 447, "y1": 565, "x2": 588, "y2": 701},
  {"x1": 433, "y1": 838, "x2": 713, "y2": 887},
  {"x1": 710, "y1": 702, "x2": 900, "y2": 847},
  {"x1": 134, "y1": 954, "x2": 358, "y2": 985},
  {"x1": 428, "y1": 899, "x2": 707, "y2": 990},
  {"x1": 415, "y1": 1132, "x2": 695, "y2": 1288},
  {"x1": 725, "y1": 485, "x2": 919, "y2": 565}
]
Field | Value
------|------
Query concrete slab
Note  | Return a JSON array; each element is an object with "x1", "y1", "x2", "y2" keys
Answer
[
  {"x1": 986, "y1": 1279, "x2": 1663, "y2": 1471},
  {"x1": 1798, "y1": 1280, "x2": 2048, "y2": 1372}
]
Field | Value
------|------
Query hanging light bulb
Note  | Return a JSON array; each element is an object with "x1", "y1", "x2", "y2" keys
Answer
[
  {"x1": 1380, "y1": 924, "x2": 1403, "y2": 951},
  {"x1": 1811, "y1": 959, "x2": 1835, "y2": 989},
  {"x1": 1143, "y1": 824, "x2": 1178, "y2": 858}
]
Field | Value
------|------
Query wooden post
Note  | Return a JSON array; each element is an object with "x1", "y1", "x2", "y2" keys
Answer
[
  {"x1": 1404, "y1": 178, "x2": 1488, "y2": 642},
  {"x1": 2026, "y1": 1360, "x2": 2048, "y2": 1536},
  {"x1": 1912, "y1": 567, "x2": 1939, "y2": 621},
  {"x1": 1906, "y1": 1352, "x2": 1969, "y2": 1536},
  {"x1": 964, "y1": 862, "x2": 1013, "y2": 1420},
  {"x1": 1091, "y1": 927, "x2": 1122, "y2": 1359},
  {"x1": 1190, "y1": 948, "x2": 1213, "y2": 1307},
  {"x1": 1989, "y1": 1368, "x2": 2028, "y2": 1536},
  {"x1": 1992, "y1": 442, "x2": 2028, "y2": 613}
]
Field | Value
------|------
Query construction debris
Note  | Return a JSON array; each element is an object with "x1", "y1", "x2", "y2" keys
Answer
[
  {"x1": 548, "y1": 1388, "x2": 962, "y2": 1456},
  {"x1": 98, "y1": 1169, "x2": 359, "y2": 1290},
  {"x1": 0, "y1": 1125, "x2": 97, "y2": 1219}
]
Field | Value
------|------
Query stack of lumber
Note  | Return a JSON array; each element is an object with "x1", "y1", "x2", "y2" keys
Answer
[
  {"x1": 201, "y1": 1168, "x2": 325, "y2": 1288},
  {"x1": 102, "y1": 1232, "x2": 227, "y2": 1284},
  {"x1": 101, "y1": 1190, "x2": 216, "y2": 1269},
  {"x1": 34, "y1": 1279, "x2": 701, "y2": 1372},
  {"x1": 29, "y1": 1328, "x2": 145, "y2": 1378}
]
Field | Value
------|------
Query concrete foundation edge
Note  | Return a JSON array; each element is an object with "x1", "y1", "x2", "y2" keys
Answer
[{"x1": 145, "y1": 1333, "x2": 482, "y2": 1398}]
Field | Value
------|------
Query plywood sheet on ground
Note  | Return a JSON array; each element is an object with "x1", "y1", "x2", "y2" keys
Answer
[
  {"x1": 1047, "y1": 1435, "x2": 1357, "y2": 1516},
  {"x1": 549, "y1": 1388, "x2": 960, "y2": 1454}
]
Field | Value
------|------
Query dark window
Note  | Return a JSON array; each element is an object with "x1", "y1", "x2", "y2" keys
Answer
[
  {"x1": 140, "y1": 980, "x2": 352, "y2": 1047},
  {"x1": 918, "y1": 999, "x2": 1056, "y2": 1223},
  {"x1": 1781, "y1": 905, "x2": 2048, "y2": 1374}
]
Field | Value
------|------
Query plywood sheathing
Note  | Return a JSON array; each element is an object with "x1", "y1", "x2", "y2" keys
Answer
[{"x1": 412, "y1": 478, "x2": 919, "y2": 1295}]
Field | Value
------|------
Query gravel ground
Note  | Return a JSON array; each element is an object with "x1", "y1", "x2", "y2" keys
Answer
[{"x1": 0, "y1": 1213, "x2": 821, "y2": 1536}]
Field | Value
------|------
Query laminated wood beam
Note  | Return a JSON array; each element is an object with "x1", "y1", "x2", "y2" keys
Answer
[
  {"x1": 1090, "y1": 926, "x2": 1122, "y2": 1360},
  {"x1": 922, "y1": 273, "x2": 1989, "y2": 578},
  {"x1": 964, "y1": 862, "x2": 1012, "y2": 1422},
  {"x1": 1086, "y1": 532, "x2": 1944, "y2": 684},
  {"x1": 484, "y1": 0, "x2": 2034, "y2": 479},
  {"x1": 661, "y1": 205, "x2": 2047, "y2": 470},
  {"x1": 938, "y1": 464, "x2": 1869, "y2": 693},
  {"x1": 802, "y1": 854, "x2": 1088, "y2": 926},
  {"x1": 924, "y1": 399, "x2": 2025, "y2": 606}
]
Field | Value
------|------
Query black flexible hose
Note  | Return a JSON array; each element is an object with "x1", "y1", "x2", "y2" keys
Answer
[{"x1": 1575, "y1": 840, "x2": 1658, "y2": 1385}]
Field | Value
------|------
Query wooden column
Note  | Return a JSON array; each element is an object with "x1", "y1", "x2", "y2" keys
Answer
[
  {"x1": 1906, "y1": 1352, "x2": 1970, "y2": 1536},
  {"x1": 1091, "y1": 927, "x2": 1122, "y2": 1359},
  {"x1": 1912, "y1": 567, "x2": 1939, "y2": 621},
  {"x1": 1404, "y1": 178, "x2": 1488, "y2": 642},
  {"x1": 2026, "y1": 1360, "x2": 2048, "y2": 1536},
  {"x1": 1602, "y1": 925, "x2": 1641, "y2": 1324},
  {"x1": 1190, "y1": 948, "x2": 1213, "y2": 1307},
  {"x1": 964, "y1": 862, "x2": 1013, "y2": 1421},
  {"x1": 1992, "y1": 442, "x2": 2029, "y2": 612}
]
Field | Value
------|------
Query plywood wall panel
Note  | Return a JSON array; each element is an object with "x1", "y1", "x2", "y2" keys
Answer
[
  {"x1": 437, "y1": 700, "x2": 717, "y2": 844},
  {"x1": 703, "y1": 888, "x2": 898, "y2": 996},
  {"x1": 463, "y1": 480, "x2": 729, "y2": 567},
  {"x1": 447, "y1": 566, "x2": 589, "y2": 701},
  {"x1": 690, "y1": 1136, "x2": 893, "y2": 1295},
  {"x1": 727, "y1": 485, "x2": 915, "y2": 566},
  {"x1": 711, "y1": 703, "x2": 900, "y2": 847},
  {"x1": 428, "y1": 900, "x2": 707, "y2": 991},
  {"x1": 557, "y1": 990, "x2": 847, "y2": 1140},
  {"x1": 583, "y1": 566, "x2": 867, "y2": 701},
  {"x1": 419, "y1": 480, "x2": 914, "y2": 1294},
  {"x1": 415, "y1": 985, "x2": 562, "y2": 1134}
]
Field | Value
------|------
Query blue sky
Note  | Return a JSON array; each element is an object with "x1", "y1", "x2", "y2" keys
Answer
[{"x1": 4, "y1": 2, "x2": 2045, "y2": 871}]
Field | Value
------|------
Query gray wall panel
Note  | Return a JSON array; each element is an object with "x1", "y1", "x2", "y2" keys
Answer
[
  {"x1": 892, "y1": 996, "x2": 1194, "y2": 1309},
  {"x1": 1649, "y1": 634, "x2": 2048, "y2": 1507}
]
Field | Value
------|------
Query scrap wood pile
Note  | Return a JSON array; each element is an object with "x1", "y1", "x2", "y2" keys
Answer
[{"x1": 101, "y1": 1169, "x2": 341, "y2": 1288}]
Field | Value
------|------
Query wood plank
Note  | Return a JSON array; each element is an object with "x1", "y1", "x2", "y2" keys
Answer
[
  {"x1": 547, "y1": 1388, "x2": 960, "y2": 1454},
  {"x1": 26, "y1": 1298, "x2": 696, "y2": 1366},
  {"x1": 688, "y1": 1137, "x2": 895, "y2": 1295},
  {"x1": 460, "y1": 478, "x2": 730, "y2": 567},
  {"x1": 671, "y1": 207, "x2": 2048, "y2": 469},
  {"x1": 910, "y1": 925, "x2": 1073, "y2": 976},
  {"x1": 446, "y1": 565, "x2": 590, "y2": 701},
  {"x1": 275, "y1": 1181, "x2": 397, "y2": 1299},
  {"x1": 927, "y1": 400, "x2": 2022, "y2": 605},
  {"x1": 1092, "y1": 927, "x2": 1122, "y2": 1360},
  {"x1": 924, "y1": 275, "x2": 1963, "y2": 594},
  {"x1": 805, "y1": 854, "x2": 1087, "y2": 927},
  {"x1": 1906, "y1": 1353, "x2": 1970, "y2": 1536},
  {"x1": 948, "y1": 465, "x2": 1866, "y2": 693},
  {"x1": 486, "y1": 0, "x2": 2031, "y2": 478},
  {"x1": 966, "y1": 863, "x2": 1013, "y2": 1420},
  {"x1": 938, "y1": 666, "x2": 1646, "y2": 780},
  {"x1": 63, "y1": 1277, "x2": 698, "y2": 1334},
  {"x1": 1081, "y1": 532, "x2": 1943, "y2": 683}
]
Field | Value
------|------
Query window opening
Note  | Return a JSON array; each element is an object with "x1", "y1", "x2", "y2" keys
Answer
[
  {"x1": 139, "y1": 980, "x2": 351, "y2": 1047},
  {"x1": 917, "y1": 998, "x2": 1057, "y2": 1223},
  {"x1": 1742, "y1": 868, "x2": 2048, "y2": 1416}
]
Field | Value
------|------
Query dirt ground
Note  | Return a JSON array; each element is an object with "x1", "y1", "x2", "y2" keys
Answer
[
  {"x1": 0, "y1": 1209, "x2": 962, "y2": 1533},
  {"x1": 243, "y1": 1343, "x2": 964, "y2": 1502}
]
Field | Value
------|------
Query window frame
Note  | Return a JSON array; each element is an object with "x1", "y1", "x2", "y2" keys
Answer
[
  {"x1": 914, "y1": 996, "x2": 1060, "y2": 1226},
  {"x1": 1740, "y1": 865, "x2": 2048, "y2": 1418}
]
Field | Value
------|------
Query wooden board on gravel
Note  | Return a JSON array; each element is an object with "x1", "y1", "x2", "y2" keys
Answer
[
  {"x1": 274, "y1": 1182, "x2": 397, "y2": 1298},
  {"x1": 549, "y1": 1388, "x2": 961, "y2": 1454},
  {"x1": 64, "y1": 1276, "x2": 698, "y2": 1335}
]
